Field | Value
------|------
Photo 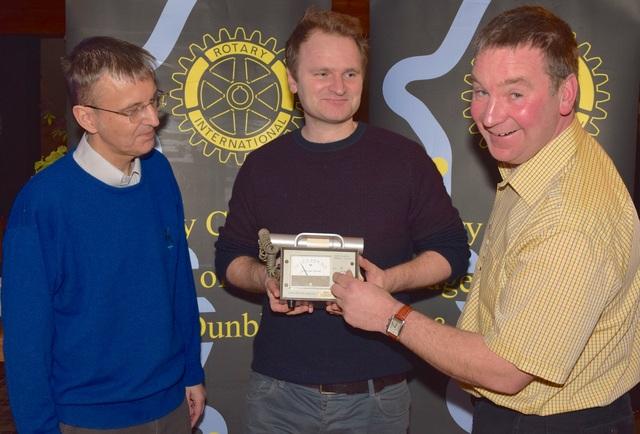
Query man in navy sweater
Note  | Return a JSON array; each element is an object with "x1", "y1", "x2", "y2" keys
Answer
[
  {"x1": 1, "y1": 36, "x2": 205, "y2": 433},
  {"x1": 215, "y1": 7, "x2": 469, "y2": 433}
]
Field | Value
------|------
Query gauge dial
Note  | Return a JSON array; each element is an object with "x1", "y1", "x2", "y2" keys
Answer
[{"x1": 291, "y1": 255, "x2": 331, "y2": 276}]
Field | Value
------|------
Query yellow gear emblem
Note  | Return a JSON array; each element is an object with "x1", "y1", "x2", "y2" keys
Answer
[
  {"x1": 461, "y1": 38, "x2": 610, "y2": 147},
  {"x1": 574, "y1": 41, "x2": 610, "y2": 135},
  {"x1": 171, "y1": 28, "x2": 303, "y2": 165}
]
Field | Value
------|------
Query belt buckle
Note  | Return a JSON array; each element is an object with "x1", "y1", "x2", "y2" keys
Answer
[{"x1": 319, "y1": 384, "x2": 337, "y2": 395}]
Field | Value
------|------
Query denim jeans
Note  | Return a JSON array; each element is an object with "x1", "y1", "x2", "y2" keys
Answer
[
  {"x1": 244, "y1": 371, "x2": 411, "y2": 434},
  {"x1": 472, "y1": 393, "x2": 635, "y2": 434}
]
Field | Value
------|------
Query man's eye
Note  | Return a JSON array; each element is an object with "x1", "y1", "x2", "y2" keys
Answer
[{"x1": 124, "y1": 106, "x2": 143, "y2": 116}]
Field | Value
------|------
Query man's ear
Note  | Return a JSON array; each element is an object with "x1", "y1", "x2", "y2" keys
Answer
[
  {"x1": 72, "y1": 105, "x2": 98, "y2": 134},
  {"x1": 559, "y1": 73, "x2": 578, "y2": 116},
  {"x1": 286, "y1": 68, "x2": 298, "y2": 94}
]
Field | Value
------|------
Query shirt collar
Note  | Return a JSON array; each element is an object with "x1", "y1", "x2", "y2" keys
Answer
[
  {"x1": 73, "y1": 134, "x2": 141, "y2": 187},
  {"x1": 498, "y1": 117, "x2": 583, "y2": 205}
]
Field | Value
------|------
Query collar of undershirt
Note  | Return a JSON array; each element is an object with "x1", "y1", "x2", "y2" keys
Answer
[{"x1": 294, "y1": 122, "x2": 367, "y2": 152}]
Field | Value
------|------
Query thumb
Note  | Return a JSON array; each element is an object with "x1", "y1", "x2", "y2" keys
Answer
[
  {"x1": 358, "y1": 255, "x2": 374, "y2": 271},
  {"x1": 266, "y1": 278, "x2": 280, "y2": 298}
]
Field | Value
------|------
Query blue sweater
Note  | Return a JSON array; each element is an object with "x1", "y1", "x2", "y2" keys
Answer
[{"x1": 1, "y1": 151, "x2": 203, "y2": 433}]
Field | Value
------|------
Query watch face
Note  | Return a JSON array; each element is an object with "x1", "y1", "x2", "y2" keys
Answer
[
  {"x1": 291, "y1": 255, "x2": 331, "y2": 277},
  {"x1": 387, "y1": 317, "x2": 404, "y2": 336}
]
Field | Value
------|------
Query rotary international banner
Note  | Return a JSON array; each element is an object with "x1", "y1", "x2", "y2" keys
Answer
[
  {"x1": 66, "y1": 0, "x2": 639, "y2": 432},
  {"x1": 370, "y1": 0, "x2": 640, "y2": 432},
  {"x1": 66, "y1": 1, "x2": 328, "y2": 432}
]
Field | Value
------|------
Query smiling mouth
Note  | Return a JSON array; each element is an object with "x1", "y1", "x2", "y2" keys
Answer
[{"x1": 490, "y1": 129, "x2": 517, "y2": 137}]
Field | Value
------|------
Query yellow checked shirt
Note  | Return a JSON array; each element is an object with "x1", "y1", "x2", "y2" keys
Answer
[{"x1": 457, "y1": 118, "x2": 640, "y2": 415}]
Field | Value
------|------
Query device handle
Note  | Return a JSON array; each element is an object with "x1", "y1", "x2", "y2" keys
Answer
[{"x1": 294, "y1": 232, "x2": 345, "y2": 249}]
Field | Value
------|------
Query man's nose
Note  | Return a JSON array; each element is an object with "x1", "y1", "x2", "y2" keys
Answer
[
  {"x1": 481, "y1": 98, "x2": 505, "y2": 127},
  {"x1": 330, "y1": 75, "x2": 346, "y2": 95},
  {"x1": 142, "y1": 103, "x2": 160, "y2": 127}
]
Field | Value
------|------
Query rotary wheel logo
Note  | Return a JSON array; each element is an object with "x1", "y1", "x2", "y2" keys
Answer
[
  {"x1": 461, "y1": 38, "x2": 610, "y2": 148},
  {"x1": 171, "y1": 28, "x2": 303, "y2": 165}
]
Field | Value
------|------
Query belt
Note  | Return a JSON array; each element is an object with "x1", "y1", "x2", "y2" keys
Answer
[{"x1": 303, "y1": 373, "x2": 406, "y2": 395}]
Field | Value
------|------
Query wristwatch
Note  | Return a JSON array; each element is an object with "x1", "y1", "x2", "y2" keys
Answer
[{"x1": 386, "y1": 304, "x2": 413, "y2": 340}]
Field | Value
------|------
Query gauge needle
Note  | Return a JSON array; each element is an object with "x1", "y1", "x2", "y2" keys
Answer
[{"x1": 300, "y1": 264, "x2": 309, "y2": 275}]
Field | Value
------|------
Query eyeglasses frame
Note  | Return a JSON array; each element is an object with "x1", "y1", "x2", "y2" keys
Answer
[{"x1": 83, "y1": 90, "x2": 167, "y2": 122}]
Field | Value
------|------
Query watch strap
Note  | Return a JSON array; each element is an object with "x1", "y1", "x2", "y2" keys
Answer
[
  {"x1": 386, "y1": 304, "x2": 413, "y2": 340},
  {"x1": 395, "y1": 304, "x2": 413, "y2": 321}
]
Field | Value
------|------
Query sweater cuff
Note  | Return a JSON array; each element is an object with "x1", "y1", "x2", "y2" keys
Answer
[
  {"x1": 183, "y1": 362, "x2": 205, "y2": 387},
  {"x1": 414, "y1": 228, "x2": 470, "y2": 280}
]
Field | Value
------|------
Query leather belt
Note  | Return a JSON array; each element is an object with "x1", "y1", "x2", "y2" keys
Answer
[{"x1": 304, "y1": 373, "x2": 406, "y2": 395}]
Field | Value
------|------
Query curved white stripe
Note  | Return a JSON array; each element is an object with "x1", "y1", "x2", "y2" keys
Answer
[{"x1": 143, "y1": 0, "x2": 198, "y2": 67}]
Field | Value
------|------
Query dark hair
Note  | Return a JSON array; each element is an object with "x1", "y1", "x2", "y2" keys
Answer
[
  {"x1": 473, "y1": 5, "x2": 578, "y2": 91},
  {"x1": 285, "y1": 6, "x2": 368, "y2": 78},
  {"x1": 61, "y1": 36, "x2": 157, "y2": 105}
]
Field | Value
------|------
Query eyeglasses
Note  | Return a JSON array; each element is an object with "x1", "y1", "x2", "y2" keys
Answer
[{"x1": 84, "y1": 90, "x2": 167, "y2": 123}]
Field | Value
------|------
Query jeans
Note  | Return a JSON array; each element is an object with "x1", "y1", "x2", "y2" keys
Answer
[
  {"x1": 244, "y1": 371, "x2": 411, "y2": 434},
  {"x1": 472, "y1": 393, "x2": 635, "y2": 434}
]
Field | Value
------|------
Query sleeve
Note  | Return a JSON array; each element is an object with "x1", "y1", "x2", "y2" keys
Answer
[
  {"x1": 214, "y1": 161, "x2": 260, "y2": 285},
  {"x1": 409, "y1": 151, "x2": 470, "y2": 279},
  {"x1": 170, "y1": 175, "x2": 205, "y2": 387},
  {"x1": 485, "y1": 229, "x2": 614, "y2": 384},
  {"x1": 1, "y1": 201, "x2": 62, "y2": 434}
]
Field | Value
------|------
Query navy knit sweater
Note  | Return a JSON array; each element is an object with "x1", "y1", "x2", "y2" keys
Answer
[
  {"x1": 2, "y1": 150, "x2": 203, "y2": 433},
  {"x1": 216, "y1": 123, "x2": 469, "y2": 384}
]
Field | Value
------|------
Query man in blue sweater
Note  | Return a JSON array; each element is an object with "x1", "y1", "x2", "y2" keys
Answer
[{"x1": 1, "y1": 36, "x2": 205, "y2": 433}]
